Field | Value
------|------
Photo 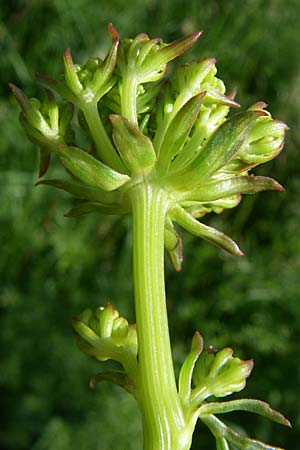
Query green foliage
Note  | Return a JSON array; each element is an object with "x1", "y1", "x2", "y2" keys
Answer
[{"x1": 1, "y1": 0, "x2": 300, "y2": 449}]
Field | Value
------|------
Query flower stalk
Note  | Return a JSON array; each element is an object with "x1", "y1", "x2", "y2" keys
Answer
[{"x1": 131, "y1": 183, "x2": 192, "y2": 450}]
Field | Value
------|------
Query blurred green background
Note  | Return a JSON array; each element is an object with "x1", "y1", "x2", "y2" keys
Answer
[{"x1": 1, "y1": 0, "x2": 299, "y2": 449}]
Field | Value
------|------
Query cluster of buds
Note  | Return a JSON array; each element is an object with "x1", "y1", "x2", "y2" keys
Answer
[
  {"x1": 72, "y1": 304, "x2": 137, "y2": 360},
  {"x1": 191, "y1": 346, "x2": 253, "y2": 402},
  {"x1": 178, "y1": 332, "x2": 290, "y2": 449},
  {"x1": 178, "y1": 332, "x2": 252, "y2": 409},
  {"x1": 10, "y1": 24, "x2": 287, "y2": 271},
  {"x1": 72, "y1": 304, "x2": 138, "y2": 394}
]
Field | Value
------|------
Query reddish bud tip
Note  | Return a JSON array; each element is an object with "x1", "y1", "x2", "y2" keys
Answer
[
  {"x1": 228, "y1": 87, "x2": 237, "y2": 100},
  {"x1": 276, "y1": 120, "x2": 290, "y2": 131},
  {"x1": 63, "y1": 48, "x2": 74, "y2": 63},
  {"x1": 254, "y1": 101, "x2": 268, "y2": 109},
  {"x1": 204, "y1": 56, "x2": 216, "y2": 65},
  {"x1": 248, "y1": 101, "x2": 268, "y2": 112},
  {"x1": 277, "y1": 183, "x2": 285, "y2": 193},
  {"x1": 192, "y1": 30, "x2": 203, "y2": 41},
  {"x1": 8, "y1": 82, "x2": 16, "y2": 92},
  {"x1": 9, "y1": 83, "x2": 30, "y2": 109},
  {"x1": 243, "y1": 358, "x2": 254, "y2": 376},
  {"x1": 108, "y1": 23, "x2": 120, "y2": 41}
]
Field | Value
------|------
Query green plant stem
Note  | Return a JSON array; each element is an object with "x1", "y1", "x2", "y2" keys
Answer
[
  {"x1": 121, "y1": 76, "x2": 138, "y2": 125},
  {"x1": 130, "y1": 182, "x2": 193, "y2": 450},
  {"x1": 81, "y1": 101, "x2": 125, "y2": 173}
]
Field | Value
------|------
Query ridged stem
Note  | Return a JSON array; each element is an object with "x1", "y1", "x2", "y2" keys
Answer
[{"x1": 130, "y1": 182, "x2": 193, "y2": 450}]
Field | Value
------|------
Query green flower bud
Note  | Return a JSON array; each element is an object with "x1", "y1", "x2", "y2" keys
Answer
[
  {"x1": 72, "y1": 304, "x2": 138, "y2": 360},
  {"x1": 96, "y1": 304, "x2": 119, "y2": 338},
  {"x1": 110, "y1": 114, "x2": 156, "y2": 175},
  {"x1": 10, "y1": 84, "x2": 74, "y2": 146},
  {"x1": 117, "y1": 30, "x2": 202, "y2": 85},
  {"x1": 192, "y1": 346, "x2": 253, "y2": 405},
  {"x1": 112, "y1": 317, "x2": 129, "y2": 345},
  {"x1": 236, "y1": 104, "x2": 288, "y2": 164},
  {"x1": 62, "y1": 34, "x2": 119, "y2": 105},
  {"x1": 10, "y1": 83, "x2": 75, "y2": 176},
  {"x1": 210, "y1": 357, "x2": 254, "y2": 398}
]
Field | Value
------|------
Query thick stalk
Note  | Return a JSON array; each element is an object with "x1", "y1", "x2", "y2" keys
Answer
[{"x1": 130, "y1": 182, "x2": 192, "y2": 450}]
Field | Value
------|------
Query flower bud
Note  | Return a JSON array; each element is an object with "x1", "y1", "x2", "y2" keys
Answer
[
  {"x1": 62, "y1": 34, "x2": 119, "y2": 105},
  {"x1": 10, "y1": 84, "x2": 74, "y2": 146},
  {"x1": 95, "y1": 304, "x2": 119, "y2": 338},
  {"x1": 112, "y1": 317, "x2": 129, "y2": 345},
  {"x1": 192, "y1": 346, "x2": 253, "y2": 402},
  {"x1": 119, "y1": 31, "x2": 202, "y2": 84},
  {"x1": 211, "y1": 357, "x2": 253, "y2": 398},
  {"x1": 110, "y1": 114, "x2": 156, "y2": 175},
  {"x1": 72, "y1": 304, "x2": 138, "y2": 364},
  {"x1": 237, "y1": 109, "x2": 288, "y2": 164}
]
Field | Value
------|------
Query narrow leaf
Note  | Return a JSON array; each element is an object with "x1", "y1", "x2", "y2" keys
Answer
[
  {"x1": 170, "y1": 111, "x2": 265, "y2": 190},
  {"x1": 64, "y1": 202, "x2": 127, "y2": 217},
  {"x1": 172, "y1": 205, "x2": 244, "y2": 256},
  {"x1": 10, "y1": 84, "x2": 51, "y2": 134},
  {"x1": 90, "y1": 370, "x2": 135, "y2": 395},
  {"x1": 138, "y1": 32, "x2": 202, "y2": 82},
  {"x1": 110, "y1": 114, "x2": 156, "y2": 174},
  {"x1": 204, "y1": 88, "x2": 240, "y2": 107},
  {"x1": 56, "y1": 144, "x2": 130, "y2": 191},
  {"x1": 36, "y1": 178, "x2": 120, "y2": 204},
  {"x1": 179, "y1": 176, "x2": 284, "y2": 202},
  {"x1": 9, "y1": 83, "x2": 31, "y2": 110},
  {"x1": 89, "y1": 37, "x2": 119, "y2": 99},
  {"x1": 63, "y1": 48, "x2": 83, "y2": 96},
  {"x1": 179, "y1": 332, "x2": 204, "y2": 405},
  {"x1": 198, "y1": 399, "x2": 291, "y2": 427},
  {"x1": 201, "y1": 414, "x2": 285, "y2": 450},
  {"x1": 36, "y1": 73, "x2": 77, "y2": 103},
  {"x1": 154, "y1": 31, "x2": 202, "y2": 66},
  {"x1": 39, "y1": 147, "x2": 51, "y2": 177},
  {"x1": 157, "y1": 93, "x2": 205, "y2": 172}
]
